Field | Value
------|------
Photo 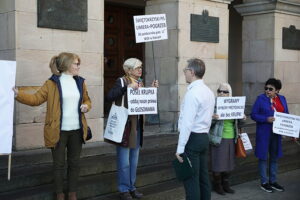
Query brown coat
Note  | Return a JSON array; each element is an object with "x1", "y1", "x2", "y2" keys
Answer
[{"x1": 15, "y1": 75, "x2": 91, "y2": 148}]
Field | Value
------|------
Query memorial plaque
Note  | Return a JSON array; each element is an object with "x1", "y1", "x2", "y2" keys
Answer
[
  {"x1": 38, "y1": 0, "x2": 87, "y2": 31},
  {"x1": 283, "y1": 25, "x2": 300, "y2": 50},
  {"x1": 190, "y1": 10, "x2": 219, "y2": 43}
]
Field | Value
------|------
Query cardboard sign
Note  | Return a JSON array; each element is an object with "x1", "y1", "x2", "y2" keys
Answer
[
  {"x1": 134, "y1": 14, "x2": 168, "y2": 43},
  {"x1": 216, "y1": 97, "x2": 246, "y2": 120},
  {"x1": 0, "y1": 60, "x2": 16, "y2": 154},
  {"x1": 273, "y1": 112, "x2": 300, "y2": 138},
  {"x1": 127, "y1": 87, "x2": 157, "y2": 115}
]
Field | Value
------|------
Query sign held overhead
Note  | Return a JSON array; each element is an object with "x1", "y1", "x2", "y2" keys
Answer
[{"x1": 134, "y1": 14, "x2": 168, "y2": 43}]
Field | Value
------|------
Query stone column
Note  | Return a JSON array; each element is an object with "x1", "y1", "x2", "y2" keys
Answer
[
  {"x1": 145, "y1": 0, "x2": 232, "y2": 131},
  {"x1": 235, "y1": 0, "x2": 300, "y2": 115},
  {"x1": 0, "y1": 0, "x2": 104, "y2": 150}
]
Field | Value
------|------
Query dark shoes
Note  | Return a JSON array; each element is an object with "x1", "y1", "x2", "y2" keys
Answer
[
  {"x1": 260, "y1": 183, "x2": 273, "y2": 193},
  {"x1": 223, "y1": 182, "x2": 235, "y2": 194},
  {"x1": 260, "y1": 182, "x2": 285, "y2": 193},
  {"x1": 130, "y1": 190, "x2": 143, "y2": 199},
  {"x1": 270, "y1": 182, "x2": 284, "y2": 192},
  {"x1": 213, "y1": 173, "x2": 226, "y2": 195},
  {"x1": 120, "y1": 190, "x2": 143, "y2": 200},
  {"x1": 120, "y1": 192, "x2": 133, "y2": 200}
]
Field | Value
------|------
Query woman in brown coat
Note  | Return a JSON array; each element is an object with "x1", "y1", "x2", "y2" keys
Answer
[{"x1": 13, "y1": 52, "x2": 91, "y2": 200}]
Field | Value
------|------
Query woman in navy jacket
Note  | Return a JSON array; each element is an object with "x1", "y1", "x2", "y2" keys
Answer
[{"x1": 251, "y1": 78, "x2": 288, "y2": 193}]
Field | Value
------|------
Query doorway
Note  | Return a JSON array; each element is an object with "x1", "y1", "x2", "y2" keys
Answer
[{"x1": 104, "y1": 4, "x2": 144, "y2": 115}]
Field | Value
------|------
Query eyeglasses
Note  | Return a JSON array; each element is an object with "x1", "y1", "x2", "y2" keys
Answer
[
  {"x1": 183, "y1": 68, "x2": 192, "y2": 73},
  {"x1": 133, "y1": 66, "x2": 142, "y2": 71},
  {"x1": 217, "y1": 89, "x2": 229, "y2": 94},
  {"x1": 73, "y1": 63, "x2": 80, "y2": 67},
  {"x1": 264, "y1": 87, "x2": 274, "y2": 91}
]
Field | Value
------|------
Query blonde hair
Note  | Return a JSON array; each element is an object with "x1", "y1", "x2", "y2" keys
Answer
[
  {"x1": 123, "y1": 58, "x2": 142, "y2": 74},
  {"x1": 218, "y1": 83, "x2": 232, "y2": 97},
  {"x1": 49, "y1": 52, "x2": 81, "y2": 75}
]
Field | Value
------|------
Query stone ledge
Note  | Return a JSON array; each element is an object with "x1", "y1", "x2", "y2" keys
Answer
[{"x1": 235, "y1": 0, "x2": 300, "y2": 16}]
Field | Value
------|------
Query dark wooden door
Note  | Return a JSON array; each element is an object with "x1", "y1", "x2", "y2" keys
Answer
[{"x1": 104, "y1": 4, "x2": 144, "y2": 114}]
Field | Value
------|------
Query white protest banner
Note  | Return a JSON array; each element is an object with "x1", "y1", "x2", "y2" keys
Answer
[
  {"x1": 240, "y1": 133, "x2": 252, "y2": 151},
  {"x1": 216, "y1": 96, "x2": 246, "y2": 120},
  {"x1": 0, "y1": 60, "x2": 16, "y2": 154},
  {"x1": 127, "y1": 87, "x2": 157, "y2": 115},
  {"x1": 273, "y1": 112, "x2": 300, "y2": 138},
  {"x1": 134, "y1": 14, "x2": 168, "y2": 43}
]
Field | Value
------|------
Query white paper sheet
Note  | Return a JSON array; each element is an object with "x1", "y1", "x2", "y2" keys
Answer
[{"x1": 0, "y1": 60, "x2": 16, "y2": 154}]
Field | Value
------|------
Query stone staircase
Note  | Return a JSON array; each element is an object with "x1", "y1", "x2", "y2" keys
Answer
[{"x1": 0, "y1": 124, "x2": 299, "y2": 200}]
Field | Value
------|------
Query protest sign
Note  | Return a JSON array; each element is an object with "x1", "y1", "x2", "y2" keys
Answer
[
  {"x1": 134, "y1": 14, "x2": 168, "y2": 43},
  {"x1": 216, "y1": 96, "x2": 246, "y2": 120},
  {"x1": 240, "y1": 133, "x2": 252, "y2": 151},
  {"x1": 0, "y1": 60, "x2": 16, "y2": 154},
  {"x1": 273, "y1": 112, "x2": 300, "y2": 138},
  {"x1": 127, "y1": 87, "x2": 157, "y2": 115}
]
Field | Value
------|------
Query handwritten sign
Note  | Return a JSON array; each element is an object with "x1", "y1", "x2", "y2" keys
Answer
[
  {"x1": 127, "y1": 87, "x2": 157, "y2": 115},
  {"x1": 0, "y1": 60, "x2": 16, "y2": 154},
  {"x1": 273, "y1": 112, "x2": 300, "y2": 138},
  {"x1": 216, "y1": 96, "x2": 246, "y2": 120},
  {"x1": 134, "y1": 14, "x2": 168, "y2": 43}
]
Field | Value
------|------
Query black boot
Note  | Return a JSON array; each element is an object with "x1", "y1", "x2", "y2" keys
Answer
[
  {"x1": 213, "y1": 172, "x2": 226, "y2": 195},
  {"x1": 222, "y1": 172, "x2": 235, "y2": 194}
]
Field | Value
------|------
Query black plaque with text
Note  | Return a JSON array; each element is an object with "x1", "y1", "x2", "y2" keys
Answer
[
  {"x1": 282, "y1": 25, "x2": 300, "y2": 50},
  {"x1": 190, "y1": 11, "x2": 219, "y2": 43},
  {"x1": 38, "y1": 0, "x2": 87, "y2": 31}
]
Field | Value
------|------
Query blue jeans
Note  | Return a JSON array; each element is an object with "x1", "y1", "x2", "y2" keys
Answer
[
  {"x1": 259, "y1": 133, "x2": 278, "y2": 184},
  {"x1": 116, "y1": 125, "x2": 141, "y2": 193}
]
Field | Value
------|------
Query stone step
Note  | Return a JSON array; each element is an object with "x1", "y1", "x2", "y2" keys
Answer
[
  {"x1": 0, "y1": 162, "x2": 176, "y2": 200},
  {"x1": 0, "y1": 134, "x2": 178, "y2": 169},
  {"x1": 88, "y1": 179, "x2": 184, "y2": 200},
  {"x1": 0, "y1": 145, "x2": 176, "y2": 193}
]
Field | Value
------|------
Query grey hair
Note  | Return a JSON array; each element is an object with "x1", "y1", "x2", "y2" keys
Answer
[
  {"x1": 123, "y1": 58, "x2": 142, "y2": 74},
  {"x1": 218, "y1": 83, "x2": 232, "y2": 97},
  {"x1": 186, "y1": 58, "x2": 206, "y2": 78}
]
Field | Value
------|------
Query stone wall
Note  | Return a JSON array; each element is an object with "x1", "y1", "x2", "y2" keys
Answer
[
  {"x1": 235, "y1": 0, "x2": 300, "y2": 115},
  {"x1": 177, "y1": 0, "x2": 231, "y2": 100},
  {"x1": 145, "y1": 0, "x2": 231, "y2": 130},
  {"x1": 0, "y1": 0, "x2": 16, "y2": 61},
  {"x1": 0, "y1": 0, "x2": 104, "y2": 150},
  {"x1": 241, "y1": 13, "x2": 275, "y2": 103},
  {"x1": 145, "y1": 0, "x2": 179, "y2": 130},
  {"x1": 274, "y1": 13, "x2": 300, "y2": 115}
]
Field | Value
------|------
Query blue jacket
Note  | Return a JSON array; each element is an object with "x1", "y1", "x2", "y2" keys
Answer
[{"x1": 251, "y1": 94, "x2": 289, "y2": 160}]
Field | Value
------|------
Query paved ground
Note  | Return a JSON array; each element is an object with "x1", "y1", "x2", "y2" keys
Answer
[{"x1": 211, "y1": 169, "x2": 300, "y2": 200}]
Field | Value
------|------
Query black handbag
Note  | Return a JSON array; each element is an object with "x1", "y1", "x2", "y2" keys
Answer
[
  {"x1": 86, "y1": 126, "x2": 92, "y2": 141},
  {"x1": 172, "y1": 154, "x2": 194, "y2": 181}
]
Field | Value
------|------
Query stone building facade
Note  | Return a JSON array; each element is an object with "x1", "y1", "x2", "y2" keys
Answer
[{"x1": 0, "y1": 0, "x2": 299, "y2": 150}]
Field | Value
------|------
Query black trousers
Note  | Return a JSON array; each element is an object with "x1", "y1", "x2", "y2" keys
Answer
[
  {"x1": 183, "y1": 133, "x2": 211, "y2": 200},
  {"x1": 51, "y1": 129, "x2": 82, "y2": 193}
]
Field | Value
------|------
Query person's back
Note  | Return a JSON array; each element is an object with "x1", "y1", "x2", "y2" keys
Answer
[
  {"x1": 187, "y1": 80, "x2": 214, "y2": 130},
  {"x1": 176, "y1": 58, "x2": 215, "y2": 200}
]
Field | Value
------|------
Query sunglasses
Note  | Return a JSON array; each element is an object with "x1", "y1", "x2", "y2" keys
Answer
[
  {"x1": 264, "y1": 87, "x2": 274, "y2": 91},
  {"x1": 217, "y1": 89, "x2": 229, "y2": 94}
]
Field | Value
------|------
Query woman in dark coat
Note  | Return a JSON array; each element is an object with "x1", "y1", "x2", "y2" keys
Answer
[
  {"x1": 251, "y1": 78, "x2": 288, "y2": 193},
  {"x1": 106, "y1": 58, "x2": 158, "y2": 200}
]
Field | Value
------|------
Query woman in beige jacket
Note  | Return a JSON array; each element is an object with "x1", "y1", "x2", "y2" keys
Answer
[{"x1": 13, "y1": 52, "x2": 91, "y2": 200}]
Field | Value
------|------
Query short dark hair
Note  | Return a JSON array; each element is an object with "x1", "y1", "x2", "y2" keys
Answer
[
  {"x1": 187, "y1": 58, "x2": 206, "y2": 78},
  {"x1": 265, "y1": 78, "x2": 282, "y2": 90}
]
